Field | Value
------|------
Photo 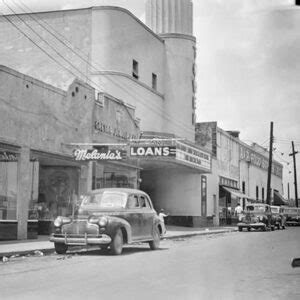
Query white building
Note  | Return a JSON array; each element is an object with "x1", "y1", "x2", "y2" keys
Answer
[
  {"x1": 196, "y1": 122, "x2": 284, "y2": 225},
  {"x1": 0, "y1": 0, "x2": 214, "y2": 228}
]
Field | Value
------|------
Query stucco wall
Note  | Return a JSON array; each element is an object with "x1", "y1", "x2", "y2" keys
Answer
[
  {"x1": 0, "y1": 9, "x2": 92, "y2": 90},
  {"x1": 217, "y1": 129, "x2": 240, "y2": 181},
  {"x1": 0, "y1": 66, "x2": 94, "y2": 152},
  {"x1": 163, "y1": 36, "x2": 196, "y2": 141},
  {"x1": 141, "y1": 168, "x2": 202, "y2": 216}
]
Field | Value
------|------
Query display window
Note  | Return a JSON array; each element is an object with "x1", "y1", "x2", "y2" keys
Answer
[
  {"x1": 92, "y1": 162, "x2": 137, "y2": 190},
  {"x1": 0, "y1": 161, "x2": 18, "y2": 220}
]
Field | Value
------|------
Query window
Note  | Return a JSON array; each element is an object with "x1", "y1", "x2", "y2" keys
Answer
[
  {"x1": 242, "y1": 181, "x2": 245, "y2": 193},
  {"x1": 127, "y1": 195, "x2": 139, "y2": 208},
  {"x1": 132, "y1": 59, "x2": 139, "y2": 79},
  {"x1": 152, "y1": 73, "x2": 157, "y2": 90},
  {"x1": 256, "y1": 186, "x2": 259, "y2": 200},
  {"x1": 139, "y1": 195, "x2": 150, "y2": 208},
  {"x1": 262, "y1": 187, "x2": 265, "y2": 202}
]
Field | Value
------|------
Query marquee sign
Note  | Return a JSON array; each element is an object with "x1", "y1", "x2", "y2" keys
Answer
[
  {"x1": 73, "y1": 148, "x2": 126, "y2": 161},
  {"x1": 130, "y1": 146, "x2": 176, "y2": 157}
]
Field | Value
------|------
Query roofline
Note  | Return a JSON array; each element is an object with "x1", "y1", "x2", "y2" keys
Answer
[{"x1": 0, "y1": 6, "x2": 165, "y2": 44}]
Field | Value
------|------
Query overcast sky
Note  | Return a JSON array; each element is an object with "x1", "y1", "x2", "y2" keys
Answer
[{"x1": 1, "y1": 0, "x2": 299, "y2": 197}]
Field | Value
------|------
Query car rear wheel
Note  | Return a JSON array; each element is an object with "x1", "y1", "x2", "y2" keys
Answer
[
  {"x1": 54, "y1": 243, "x2": 68, "y2": 254},
  {"x1": 110, "y1": 228, "x2": 123, "y2": 255},
  {"x1": 149, "y1": 226, "x2": 160, "y2": 250},
  {"x1": 247, "y1": 227, "x2": 251, "y2": 232},
  {"x1": 238, "y1": 227, "x2": 242, "y2": 232}
]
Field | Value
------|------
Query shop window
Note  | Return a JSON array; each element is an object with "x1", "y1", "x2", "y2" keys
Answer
[{"x1": 0, "y1": 162, "x2": 18, "y2": 220}]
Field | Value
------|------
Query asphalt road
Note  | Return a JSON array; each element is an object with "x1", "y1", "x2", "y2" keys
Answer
[{"x1": 0, "y1": 227, "x2": 300, "y2": 300}]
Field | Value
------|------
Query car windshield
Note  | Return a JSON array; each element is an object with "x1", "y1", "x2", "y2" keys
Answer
[
  {"x1": 246, "y1": 205, "x2": 266, "y2": 213},
  {"x1": 82, "y1": 192, "x2": 127, "y2": 208}
]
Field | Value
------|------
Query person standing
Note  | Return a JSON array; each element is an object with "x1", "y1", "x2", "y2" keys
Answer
[
  {"x1": 234, "y1": 203, "x2": 243, "y2": 221},
  {"x1": 158, "y1": 209, "x2": 168, "y2": 235}
]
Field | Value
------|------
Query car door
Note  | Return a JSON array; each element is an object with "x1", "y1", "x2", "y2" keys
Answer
[
  {"x1": 139, "y1": 194, "x2": 155, "y2": 239},
  {"x1": 126, "y1": 194, "x2": 143, "y2": 241}
]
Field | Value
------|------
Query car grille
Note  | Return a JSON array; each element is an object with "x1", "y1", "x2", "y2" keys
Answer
[{"x1": 62, "y1": 221, "x2": 99, "y2": 235}]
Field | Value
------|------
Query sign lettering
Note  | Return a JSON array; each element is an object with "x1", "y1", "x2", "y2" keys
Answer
[
  {"x1": 73, "y1": 149, "x2": 126, "y2": 161},
  {"x1": 0, "y1": 151, "x2": 18, "y2": 162},
  {"x1": 130, "y1": 146, "x2": 176, "y2": 157}
]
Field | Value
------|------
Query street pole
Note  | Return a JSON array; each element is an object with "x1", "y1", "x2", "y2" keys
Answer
[
  {"x1": 289, "y1": 141, "x2": 299, "y2": 207},
  {"x1": 266, "y1": 122, "x2": 273, "y2": 205},
  {"x1": 288, "y1": 182, "x2": 290, "y2": 200}
]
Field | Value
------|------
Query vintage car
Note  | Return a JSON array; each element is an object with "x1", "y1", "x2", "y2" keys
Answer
[
  {"x1": 50, "y1": 188, "x2": 162, "y2": 255},
  {"x1": 238, "y1": 203, "x2": 275, "y2": 232},
  {"x1": 270, "y1": 205, "x2": 286, "y2": 230},
  {"x1": 282, "y1": 207, "x2": 300, "y2": 226}
]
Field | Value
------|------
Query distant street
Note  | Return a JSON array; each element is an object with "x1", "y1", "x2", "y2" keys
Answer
[{"x1": 1, "y1": 228, "x2": 300, "y2": 300}]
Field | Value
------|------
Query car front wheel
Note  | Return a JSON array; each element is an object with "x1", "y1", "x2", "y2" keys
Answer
[
  {"x1": 110, "y1": 228, "x2": 123, "y2": 255},
  {"x1": 54, "y1": 243, "x2": 68, "y2": 254},
  {"x1": 149, "y1": 226, "x2": 160, "y2": 250}
]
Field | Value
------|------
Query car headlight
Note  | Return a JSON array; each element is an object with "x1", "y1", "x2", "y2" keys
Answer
[
  {"x1": 88, "y1": 216, "x2": 108, "y2": 227},
  {"x1": 54, "y1": 216, "x2": 71, "y2": 227},
  {"x1": 99, "y1": 217, "x2": 108, "y2": 227}
]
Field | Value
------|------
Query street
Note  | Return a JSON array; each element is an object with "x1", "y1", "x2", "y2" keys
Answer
[{"x1": 0, "y1": 228, "x2": 300, "y2": 300}]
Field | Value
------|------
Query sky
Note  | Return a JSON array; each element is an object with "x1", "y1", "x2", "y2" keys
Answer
[{"x1": 1, "y1": 0, "x2": 299, "y2": 198}]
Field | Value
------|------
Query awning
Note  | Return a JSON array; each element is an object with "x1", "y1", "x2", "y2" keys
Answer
[
  {"x1": 273, "y1": 191, "x2": 288, "y2": 206},
  {"x1": 221, "y1": 186, "x2": 253, "y2": 200}
]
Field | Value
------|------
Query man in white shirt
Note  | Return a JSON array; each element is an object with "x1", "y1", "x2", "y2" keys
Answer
[{"x1": 234, "y1": 203, "x2": 243, "y2": 221}]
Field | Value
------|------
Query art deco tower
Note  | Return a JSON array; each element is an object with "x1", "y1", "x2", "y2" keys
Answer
[{"x1": 146, "y1": 0, "x2": 196, "y2": 141}]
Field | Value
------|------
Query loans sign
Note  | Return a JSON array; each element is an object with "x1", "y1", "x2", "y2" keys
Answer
[
  {"x1": 130, "y1": 146, "x2": 176, "y2": 157},
  {"x1": 73, "y1": 148, "x2": 126, "y2": 161}
]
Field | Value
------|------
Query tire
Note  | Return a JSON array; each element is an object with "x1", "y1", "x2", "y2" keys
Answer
[
  {"x1": 271, "y1": 226, "x2": 275, "y2": 231},
  {"x1": 238, "y1": 227, "x2": 242, "y2": 232},
  {"x1": 247, "y1": 227, "x2": 251, "y2": 232},
  {"x1": 110, "y1": 228, "x2": 123, "y2": 255},
  {"x1": 55, "y1": 243, "x2": 68, "y2": 254},
  {"x1": 149, "y1": 226, "x2": 160, "y2": 250}
]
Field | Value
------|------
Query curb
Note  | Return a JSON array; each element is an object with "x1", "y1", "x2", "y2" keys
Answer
[{"x1": 0, "y1": 228, "x2": 237, "y2": 260}]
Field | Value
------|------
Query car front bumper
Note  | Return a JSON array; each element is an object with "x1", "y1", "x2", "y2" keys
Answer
[
  {"x1": 237, "y1": 222, "x2": 266, "y2": 228},
  {"x1": 50, "y1": 233, "x2": 112, "y2": 246}
]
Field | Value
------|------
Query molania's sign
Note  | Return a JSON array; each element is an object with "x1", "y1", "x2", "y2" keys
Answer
[
  {"x1": 73, "y1": 149, "x2": 126, "y2": 161},
  {"x1": 130, "y1": 146, "x2": 176, "y2": 157}
]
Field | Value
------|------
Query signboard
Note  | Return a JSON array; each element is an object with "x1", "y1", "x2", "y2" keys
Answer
[
  {"x1": 176, "y1": 142, "x2": 211, "y2": 171},
  {"x1": 240, "y1": 145, "x2": 282, "y2": 178},
  {"x1": 73, "y1": 148, "x2": 126, "y2": 161},
  {"x1": 0, "y1": 151, "x2": 18, "y2": 162},
  {"x1": 130, "y1": 146, "x2": 176, "y2": 157}
]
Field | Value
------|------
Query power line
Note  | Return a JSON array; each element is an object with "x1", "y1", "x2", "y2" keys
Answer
[{"x1": 1, "y1": 0, "x2": 196, "y2": 137}]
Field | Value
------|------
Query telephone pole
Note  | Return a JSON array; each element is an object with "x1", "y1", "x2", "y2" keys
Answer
[
  {"x1": 266, "y1": 122, "x2": 274, "y2": 205},
  {"x1": 289, "y1": 141, "x2": 298, "y2": 207}
]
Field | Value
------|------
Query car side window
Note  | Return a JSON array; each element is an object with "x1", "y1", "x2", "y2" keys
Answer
[
  {"x1": 139, "y1": 196, "x2": 147, "y2": 208},
  {"x1": 127, "y1": 195, "x2": 139, "y2": 209}
]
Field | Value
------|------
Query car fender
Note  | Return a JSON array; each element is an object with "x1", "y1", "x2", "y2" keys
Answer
[{"x1": 106, "y1": 216, "x2": 133, "y2": 243}]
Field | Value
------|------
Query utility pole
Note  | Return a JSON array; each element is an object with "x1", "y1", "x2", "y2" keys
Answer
[
  {"x1": 289, "y1": 141, "x2": 299, "y2": 207},
  {"x1": 266, "y1": 122, "x2": 273, "y2": 205},
  {"x1": 288, "y1": 182, "x2": 290, "y2": 200}
]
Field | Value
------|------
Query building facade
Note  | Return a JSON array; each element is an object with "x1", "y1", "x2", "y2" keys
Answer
[
  {"x1": 0, "y1": 65, "x2": 141, "y2": 240},
  {"x1": 196, "y1": 122, "x2": 284, "y2": 225},
  {"x1": 0, "y1": 0, "x2": 214, "y2": 232}
]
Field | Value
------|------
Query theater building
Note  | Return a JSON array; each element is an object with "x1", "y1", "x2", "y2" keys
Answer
[{"x1": 0, "y1": 0, "x2": 214, "y2": 230}]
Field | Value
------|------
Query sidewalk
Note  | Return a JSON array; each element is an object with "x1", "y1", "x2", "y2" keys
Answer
[{"x1": 0, "y1": 225, "x2": 237, "y2": 259}]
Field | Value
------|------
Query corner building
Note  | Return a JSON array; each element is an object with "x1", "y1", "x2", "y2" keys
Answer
[{"x1": 0, "y1": 0, "x2": 213, "y2": 232}]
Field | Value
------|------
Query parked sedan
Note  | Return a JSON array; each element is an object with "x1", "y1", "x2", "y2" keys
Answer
[
  {"x1": 270, "y1": 205, "x2": 286, "y2": 230},
  {"x1": 50, "y1": 188, "x2": 162, "y2": 255},
  {"x1": 238, "y1": 203, "x2": 275, "y2": 232}
]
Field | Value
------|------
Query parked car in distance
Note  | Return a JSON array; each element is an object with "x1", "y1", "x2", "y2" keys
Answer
[
  {"x1": 270, "y1": 205, "x2": 286, "y2": 230},
  {"x1": 50, "y1": 188, "x2": 162, "y2": 255},
  {"x1": 238, "y1": 203, "x2": 275, "y2": 232},
  {"x1": 282, "y1": 207, "x2": 300, "y2": 226}
]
